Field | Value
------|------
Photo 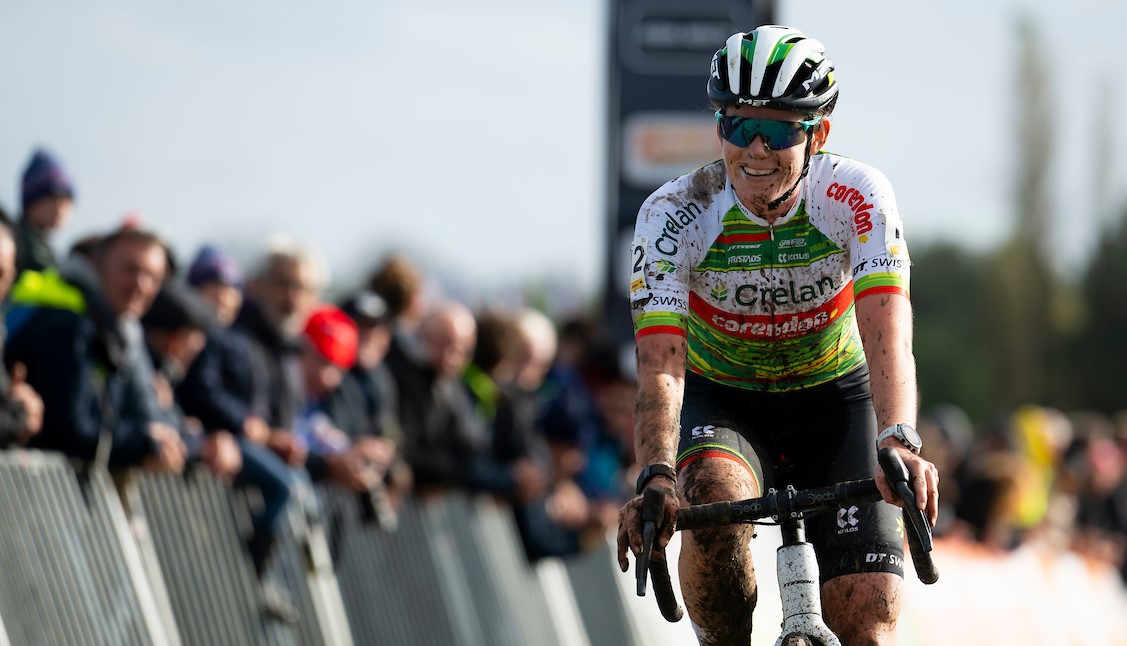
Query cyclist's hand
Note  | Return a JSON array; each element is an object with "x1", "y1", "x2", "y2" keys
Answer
[
  {"x1": 616, "y1": 479, "x2": 678, "y2": 573},
  {"x1": 875, "y1": 445, "x2": 940, "y2": 527}
]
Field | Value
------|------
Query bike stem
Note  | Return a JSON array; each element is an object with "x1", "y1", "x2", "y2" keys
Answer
[{"x1": 774, "y1": 487, "x2": 841, "y2": 646}]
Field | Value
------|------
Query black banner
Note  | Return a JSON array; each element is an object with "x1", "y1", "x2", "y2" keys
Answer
[{"x1": 602, "y1": 0, "x2": 774, "y2": 350}]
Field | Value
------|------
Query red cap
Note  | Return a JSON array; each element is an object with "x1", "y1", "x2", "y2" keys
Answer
[{"x1": 304, "y1": 304, "x2": 358, "y2": 369}]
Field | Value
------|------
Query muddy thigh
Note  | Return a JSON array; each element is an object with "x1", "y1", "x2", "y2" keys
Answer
[{"x1": 677, "y1": 457, "x2": 761, "y2": 646}]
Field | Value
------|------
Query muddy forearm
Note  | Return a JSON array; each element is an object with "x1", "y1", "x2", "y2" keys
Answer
[
  {"x1": 857, "y1": 293, "x2": 918, "y2": 430},
  {"x1": 633, "y1": 335, "x2": 687, "y2": 467}
]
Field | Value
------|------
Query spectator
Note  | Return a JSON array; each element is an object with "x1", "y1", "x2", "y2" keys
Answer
[
  {"x1": 0, "y1": 221, "x2": 43, "y2": 448},
  {"x1": 538, "y1": 317, "x2": 604, "y2": 482},
  {"x1": 142, "y1": 281, "x2": 241, "y2": 481},
  {"x1": 297, "y1": 304, "x2": 390, "y2": 495},
  {"x1": 15, "y1": 148, "x2": 75, "y2": 275},
  {"x1": 5, "y1": 227, "x2": 184, "y2": 471},
  {"x1": 178, "y1": 245, "x2": 269, "y2": 441},
  {"x1": 234, "y1": 240, "x2": 325, "y2": 467},
  {"x1": 177, "y1": 244, "x2": 307, "y2": 589},
  {"x1": 334, "y1": 290, "x2": 401, "y2": 442},
  {"x1": 333, "y1": 290, "x2": 411, "y2": 518},
  {"x1": 369, "y1": 254, "x2": 427, "y2": 334},
  {"x1": 463, "y1": 309, "x2": 547, "y2": 498},
  {"x1": 389, "y1": 301, "x2": 539, "y2": 498}
]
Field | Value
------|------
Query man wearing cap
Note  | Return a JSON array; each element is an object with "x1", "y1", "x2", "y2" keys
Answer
[
  {"x1": 331, "y1": 292, "x2": 409, "y2": 523},
  {"x1": 15, "y1": 148, "x2": 76, "y2": 276},
  {"x1": 334, "y1": 291, "x2": 400, "y2": 440},
  {"x1": 299, "y1": 304, "x2": 398, "y2": 502},
  {"x1": 142, "y1": 281, "x2": 241, "y2": 480}
]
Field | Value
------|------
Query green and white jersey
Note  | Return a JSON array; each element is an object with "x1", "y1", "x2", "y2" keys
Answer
[{"x1": 630, "y1": 152, "x2": 910, "y2": 392}]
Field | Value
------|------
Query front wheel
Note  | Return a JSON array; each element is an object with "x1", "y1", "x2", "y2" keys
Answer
[{"x1": 781, "y1": 635, "x2": 824, "y2": 646}]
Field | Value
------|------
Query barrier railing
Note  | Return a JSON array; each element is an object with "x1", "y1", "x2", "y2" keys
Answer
[
  {"x1": 4, "y1": 447, "x2": 1126, "y2": 646},
  {"x1": 0, "y1": 449, "x2": 678, "y2": 646},
  {"x1": 0, "y1": 451, "x2": 170, "y2": 645}
]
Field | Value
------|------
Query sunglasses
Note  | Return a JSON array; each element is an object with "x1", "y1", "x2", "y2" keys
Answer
[{"x1": 715, "y1": 111, "x2": 821, "y2": 150}]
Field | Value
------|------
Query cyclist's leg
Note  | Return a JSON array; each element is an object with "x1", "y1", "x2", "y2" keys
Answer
[
  {"x1": 821, "y1": 572, "x2": 901, "y2": 645},
  {"x1": 796, "y1": 368, "x2": 905, "y2": 644},
  {"x1": 676, "y1": 377, "x2": 767, "y2": 645}
]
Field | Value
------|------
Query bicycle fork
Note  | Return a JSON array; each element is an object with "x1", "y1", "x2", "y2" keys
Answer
[{"x1": 775, "y1": 516, "x2": 840, "y2": 646}]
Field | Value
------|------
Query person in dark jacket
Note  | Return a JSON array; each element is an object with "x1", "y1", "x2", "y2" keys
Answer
[
  {"x1": 0, "y1": 221, "x2": 43, "y2": 448},
  {"x1": 177, "y1": 245, "x2": 306, "y2": 586},
  {"x1": 388, "y1": 301, "x2": 542, "y2": 499},
  {"x1": 233, "y1": 243, "x2": 324, "y2": 467},
  {"x1": 14, "y1": 148, "x2": 75, "y2": 276},
  {"x1": 142, "y1": 280, "x2": 241, "y2": 480},
  {"x1": 5, "y1": 226, "x2": 184, "y2": 471}
]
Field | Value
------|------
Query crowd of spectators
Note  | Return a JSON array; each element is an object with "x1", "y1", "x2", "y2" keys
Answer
[
  {"x1": 0, "y1": 148, "x2": 640, "y2": 598},
  {"x1": 1, "y1": 146, "x2": 1125, "y2": 608},
  {"x1": 920, "y1": 402, "x2": 1127, "y2": 583}
]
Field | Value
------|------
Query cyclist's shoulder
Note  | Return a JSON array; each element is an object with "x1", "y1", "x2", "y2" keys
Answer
[
  {"x1": 642, "y1": 160, "x2": 728, "y2": 212},
  {"x1": 808, "y1": 151, "x2": 894, "y2": 191}
]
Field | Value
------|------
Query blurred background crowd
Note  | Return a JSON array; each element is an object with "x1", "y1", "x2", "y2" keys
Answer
[
  {"x1": 0, "y1": 147, "x2": 642, "y2": 595},
  {"x1": 1, "y1": 145, "x2": 1125, "y2": 597}
]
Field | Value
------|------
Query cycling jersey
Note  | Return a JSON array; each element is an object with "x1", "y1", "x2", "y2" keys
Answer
[{"x1": 630, "y1": 152, "x2": 910, "y2": 392}]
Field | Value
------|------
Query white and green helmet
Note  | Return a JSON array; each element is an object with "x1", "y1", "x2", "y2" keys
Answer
[{"x1": 708, "y1": 26, "x2": 838, "y2": 117}]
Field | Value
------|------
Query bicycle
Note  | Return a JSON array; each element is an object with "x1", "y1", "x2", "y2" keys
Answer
[{"x1": 634, "y1": 447, "x2": 939, "y2": 646}]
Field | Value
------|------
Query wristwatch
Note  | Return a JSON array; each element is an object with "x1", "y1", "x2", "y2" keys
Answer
[
  {"x1": 876, "y1": 423, "x2": 923, "y2": 455},
  {"x1": 635, "y1": 463, "x2": 677, "y2": 495}
]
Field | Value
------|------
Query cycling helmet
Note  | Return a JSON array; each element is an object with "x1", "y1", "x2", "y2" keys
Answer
[{"x1": 708, "y1": 26, "x2": 838, "y2": 117}]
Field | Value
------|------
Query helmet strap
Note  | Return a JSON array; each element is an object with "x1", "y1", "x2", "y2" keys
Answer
[{"x1": 767, "y1": 137, "x2": 815, "y2": 212}]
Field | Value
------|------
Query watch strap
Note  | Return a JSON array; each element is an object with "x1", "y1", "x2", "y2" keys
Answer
[
  {"x1": 876, "y1": 423, "x2": 921, "y2": 455},
  {"x1": 635, "y1": 463, "x2": 677, "y2": 495}
]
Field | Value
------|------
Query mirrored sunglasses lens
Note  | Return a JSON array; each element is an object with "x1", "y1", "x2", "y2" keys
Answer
[{"x1": 720, "y1": 117, "x2": 806, "y2": 150}]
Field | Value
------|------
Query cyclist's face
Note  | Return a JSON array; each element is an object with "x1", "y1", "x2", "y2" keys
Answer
[{"x1": 718, "y1": 105, "x2": 830, "y2": 217}]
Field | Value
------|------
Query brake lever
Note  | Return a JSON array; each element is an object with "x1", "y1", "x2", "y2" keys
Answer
[
  {"x1": 877, "y1": 447, "x2": 939, "y2": 584},
  {"x1": 636, "y1": 486, "x2": 684, "y2": 621}
]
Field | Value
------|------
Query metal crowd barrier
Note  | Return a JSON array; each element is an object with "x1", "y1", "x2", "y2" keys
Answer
[
  {"x1": 0, "y1": 450, "x2": 668, "y2": 646},
  {"x1": 127, "y1": 470, "x2": 352, "y2": 646},
  {"x1": 320, "y1": 487, "x2": 592, "y2": 646},
  {"x1": 0, "y1": 450, "x2": 169, "y2": 645}
]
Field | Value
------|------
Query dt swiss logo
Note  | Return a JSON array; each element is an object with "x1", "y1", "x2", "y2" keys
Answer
[{"x1": 836, "y1": 506, "x2": 859, "y2": 534}]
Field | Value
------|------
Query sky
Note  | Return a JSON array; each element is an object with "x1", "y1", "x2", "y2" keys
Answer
[{"x1": 2, "y1": 0, "x2": 1125, "y2": 303}]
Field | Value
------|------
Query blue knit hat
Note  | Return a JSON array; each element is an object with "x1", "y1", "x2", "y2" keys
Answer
[
  {"x1": 187, "y1": 244, "x2": 244, "y2": 288},
  {"x1": 21, "y1": 148, "x2": 75, "y2": 210}
]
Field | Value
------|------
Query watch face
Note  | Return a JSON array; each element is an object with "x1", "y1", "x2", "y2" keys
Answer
[{"x1": 901, "y1": 424, "x2": 922, "y2": 448}]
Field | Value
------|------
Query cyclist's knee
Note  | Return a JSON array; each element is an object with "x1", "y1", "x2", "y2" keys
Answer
[
  {"x1": 678, "y1": 456, "x2": 758, "y2": 505},
  {"x1": 821, "y1": 572, "x2": 901, "y2": 645},
  {"x1": 678, "y1": 458, "x2": 758, "y2": 556}
]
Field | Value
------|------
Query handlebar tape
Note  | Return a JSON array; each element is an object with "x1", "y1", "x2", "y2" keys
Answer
[{"x1": 675, "y1": 501, "x2": 732, "y2": 531}]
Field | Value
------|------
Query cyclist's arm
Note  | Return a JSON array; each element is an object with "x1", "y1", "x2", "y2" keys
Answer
[
  {"x1": 618, "y1": 331, "x2": 684, "y2": 571},
  {"x1": 856, "y1": 292, "x2": 939, "y2": 524},
  {"x1": 855, "y1": 291, "x2": 916, "y2": 432},
  {"x1": 633, "y1": 332, "x2": 687, "y2": 477}
]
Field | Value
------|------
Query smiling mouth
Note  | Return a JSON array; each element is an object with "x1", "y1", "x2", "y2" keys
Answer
[{"x1": 739, "y1": 165, "x2": 774, "y2": 177}]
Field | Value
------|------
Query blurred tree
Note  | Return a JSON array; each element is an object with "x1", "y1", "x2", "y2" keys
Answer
[
  {"x1": 910, "y1": 243, "x2": 995, "y2": 421},
  {"x1": 1074, "y1": 206, "x2": 1127, "y2": 413},
  {"x1": 983, "y1": 16, "x2": 1065, "y2": 410}
]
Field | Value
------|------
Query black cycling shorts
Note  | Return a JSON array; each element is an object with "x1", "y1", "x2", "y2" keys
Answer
[{"x1": 677, "y1": 365, "x2": 904, "y2": 582}]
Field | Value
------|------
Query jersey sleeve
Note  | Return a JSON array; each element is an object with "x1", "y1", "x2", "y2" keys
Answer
[
  {"x1": 838, "y1": 168, "x2": 911, "y2": 301},
  {"x1": 629, "y1": 192, "x2": 698, "y2": 339}
]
